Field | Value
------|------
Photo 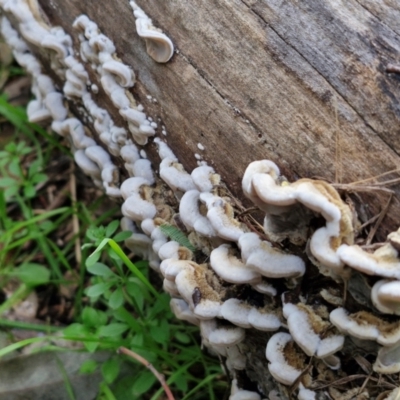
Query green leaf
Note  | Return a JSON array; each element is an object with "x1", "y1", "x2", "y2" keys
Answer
[
  {"x1": 113, "y1": 231, "x2": 131, "y2": 242},
  {"x1": 113, "y1": 307, "x2": 142, "y2": 332},
  {"x1": 85, "y1": 251, "x2": 101, "y2": 267},
  {"x1": 87, "y1": 262, "x2": 115, "y2": 277},
  {"x1": 174, "y1": 374, "x2": 189, "y2": 393},
  {"x1": 175, "y1": 331, "x2": 191, "y2": 344},
  {"x1": 23, "y1": 183, "x2": 36, "y2": 199},
  {"x1": 150, "y1": 318, "x2": 170, "y2": 344},
  {"x1": 0, "y1": 177, "x2": 18, "y2": 187},
  {"x1": 10, "y1": 263, "x2": 50, "y2": 286},
  {"x1": 63, "y1": 323, "x2": 87, "y2": 337},
  {"x1": 8, "y1": 158, "x2": 22, "y2": 178},
  {"x1": 85, "y1": 282, "x2": 111, "y2": 297},
  {"x1": 79, "y1": 359, "x2": 98, "y2": 374},
  {"x1": 30, "y1": 172, "x2": 47, "y2": 185},
  {"x1": 84, "y1": 341, "x2": 99, "y2": 353},
  {"x1": 101, "y1": 357, "x2": 120, "y2": 384},
  {"x1": 126, "y1": 282, "x2": 144, "y2": 313},
  {"x1": 131, "y1": 370, "x2": 156, "y2": 396},
  {"x1": 159, "y1": 224, "x2": 196, "y2": 252},
  {"x1": 108, "y1": 287, "x2": 124, "y2": 310},
  {"x1": 28, "y1": 159, "x2": 41, "y2": 176},
  {"x1": 82, "y1": 307, "x2": 100, "y2": 328},
  {"x1": 105, "y1": 220, "x2": 119, "y2": 238},
  {"x1": 97, "y1": 323, "x2": 129, "y2": 337},
  {"x1": 4, "y1": 185, "x2": 19, "y2": 198}
]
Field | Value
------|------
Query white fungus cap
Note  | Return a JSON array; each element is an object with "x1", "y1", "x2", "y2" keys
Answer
[
  {"x1": 154, "y1": 138, "x2": 178, "y2": 161},
  {"x1": 160, "y1": 259, "x2": 193, "y2": 281},
  {"x1": 251, "y1": 281, "x2": 277, "y2": 297},
  {"x1": 266, "y1": 332, "x2": 304, "y2": 386},
  {"x1": 191, "y1": 165, "x2": 220, "y2": 193},
  {"x1": 239, "y1": 233, "x2": 305, "y2": 279},
  {"x1": 374, "y1": 343, "x2": 400, "y2": 374},
  {"x1": 283, "y1": 303, "x2": 344, "y2": 358},
  {"x1": 179, "y1": 190, "x2": 216, "y2": 237},
  {"x1": 338, "y1": 243, "x2": 400, "y2": 280},
  {"x1": 330, "y1": 307, "x2": 400, "y2": 346},
  {"x1": 220, "y1": 299, "x2": 252, "y2": 329},
  {"x1": 200, "y1": 193, "x2": 245, "y2": 241},
  {"x1": 170, "y1": 299, "x2": 199, "y2": 326},
  {"x1": 74, "y1": 149, "x2": 101, "y2": 177},
  {"x1": 160, "y1": 158, "x2": 196, "y2": 192},
  {"x1": 120, "y1": 177, "x2": 152, "y2": 200},
  {"x1": 102, "y1": 60, "x2": 135, "y2": 87},
  {"x1": 242, "y1": 160, "x2": 281, "y2": 212},
  {"x1": 372, "y1": 279, "x2": 400, "y2": 315},
  {"x1": 210, "y1": 244, "x2": 261, "y2": 284},
  {"x1": 130, "y1": 1, "x2": 174, "y2": 63},
  {"x1": 122, "y1": 194, "x2": 157, "y2": 222},
  {"x1": 200, "y1": 319, "x2": 245, "y2": 347},
  {"x1": 175, "y1": 266, "x2": 221, "y2": 320},
  {"x1": 225, "y1": 346, "x2": 247, "y2": 371},
  {"x1": 248, "y1": 307, "x2": 281, "y2": 332},
  {"x1": 298, "y1": 384, "x2": 316, "y2": 400},
  {"x1": 229, "y1": 379, "x2": 261, "y2": 400}
]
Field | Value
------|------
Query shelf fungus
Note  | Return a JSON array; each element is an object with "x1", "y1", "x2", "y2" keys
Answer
[
  {"x1": 330, "y1": 307, "x2": 400, "y2": 346},
  {"x1": 129, "y1": 1, "x2": 174, "y2": 63},
  {"x1": 239, "y1": 233, "x2": 305, "y2": 278},
  {"x1": 243, "y1": 160, "x2": 354, "y2": 273},
  {"x1": 266, "y1": 332, "x2": 308, "y2": 386},
  {"x1": 283, "y1": 301, "x2": 344, "y2": 358},
  {"x1": 4, "y1": 1, "x2": 400, "y2": 397}
]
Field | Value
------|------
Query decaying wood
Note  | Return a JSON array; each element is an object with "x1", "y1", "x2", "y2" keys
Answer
[
  {"x1": 35, "y1": 0, "x2": 400, "y2": 241},
  {"x1": 4, "y1": 0, "x2": 400, "y2": 397}
]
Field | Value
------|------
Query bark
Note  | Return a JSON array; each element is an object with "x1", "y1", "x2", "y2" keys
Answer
[
  {"x1": 37, "y1": 0, "x2": 400, "y2": 240},
  {"x1": 3, "y1": 0, "x2": 400, "y2": 398}
]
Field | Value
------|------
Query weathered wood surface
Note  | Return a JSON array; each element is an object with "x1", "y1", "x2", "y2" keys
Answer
[{"x1": 35, "y1": 0, "x2": 400, "y2": 241}]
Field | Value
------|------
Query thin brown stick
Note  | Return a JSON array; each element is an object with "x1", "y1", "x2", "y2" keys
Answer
[
  {"x1": 314, "y1": 374, "x2": 397, "y2": 390},
  {"x1": 349, "y1": 168, "x2": 400, "y2": 185},
  {"x1": 332, "y1": 184, "x2": 394, "y2": 194},
  {"x1": 366, "y1": 194, "x2": 392, "y2": 245},
  {"x1": 118, "y1": 347, "x2": 175, "y2": 400}
]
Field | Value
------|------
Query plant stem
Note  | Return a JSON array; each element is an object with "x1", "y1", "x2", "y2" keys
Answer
[{"x1": 118, "y1": 346, "x2": 175, "y2": 400}]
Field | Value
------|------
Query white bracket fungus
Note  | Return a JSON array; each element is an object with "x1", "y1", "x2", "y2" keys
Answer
[
  {"x1": 330, "y1": 307, "x2": 400, "y2": 347},
  {"x1": 283, "y1": 302, "x2": 344, "y2": 358},
  {"x1": 129, "y1": 1, "x2": 174, "y2": 63},
  {"x1": 266, "y1": 332, "x2": 306, "y2": 386},
  {"x1": 372, "y1": 279, "x2": 400, "y2": 315},
  {"x1": 4, "y1": 1, "x2": 400, "y2": 396},
  {"x1": 239, "y1": 233, "x2": 305, "y2": 278},
  {"x1": 210, "y1": 244, "x2": 261, "y2": 284}
]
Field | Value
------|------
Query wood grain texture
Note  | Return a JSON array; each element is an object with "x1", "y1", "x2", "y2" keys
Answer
[{"x1": 35, "y1": 0, "x2": 400, "y2": 241}]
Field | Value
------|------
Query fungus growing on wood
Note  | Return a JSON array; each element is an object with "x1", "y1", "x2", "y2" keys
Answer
[
  {"x1": 371, "y1": 279, "x2": 400, "y2": 315},
  {"x1": 338, "y1": 239, "x2": 400, "y2": 280},
  {"x1": 330, "y1": 307, "x2": 400, "y2": 346},
  {"x1": 175, "y1": 262, "x2": 222, "y2": 319},
  {"x1": 242, "y1": 160, "x2": 354, "y2": 271},
  {"x1": 210, "y1": 244, "x2": 261, "y2": 284},
  {"x1": 200, "y1": 193, "x2": 246, "y2": 241},
  {"x1": 179, "y1": 190, "x2": 217, "y2": 237},
  {"x1": 266, "y1": 332, "x2": 307, "y2": 386},
  {"x1": 283, "y1": 302, "x2": 344, "y2": 358},
  {"x1": 239, "y1": 232, "x2": 305, "y2": 278},
  {"x1": 200, "y1": 319, "x2": 245, "y2": 347},
  {"x1": 129, "y1": 1, "x2": 174, "y2": 63}
]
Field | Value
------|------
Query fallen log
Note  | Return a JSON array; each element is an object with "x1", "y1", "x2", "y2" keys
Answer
[{"x1": 2, "y1": 0, "x2": 400, "y2": 398}]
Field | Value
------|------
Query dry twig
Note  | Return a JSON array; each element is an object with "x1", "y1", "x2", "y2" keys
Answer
[{"x1": 118, "y1": 347, "x2": 175, "y2": 400}]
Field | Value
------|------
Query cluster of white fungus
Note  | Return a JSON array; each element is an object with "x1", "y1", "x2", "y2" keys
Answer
[{"x1": 2, "y1": 1, "x2": 400, "y2": 399}]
